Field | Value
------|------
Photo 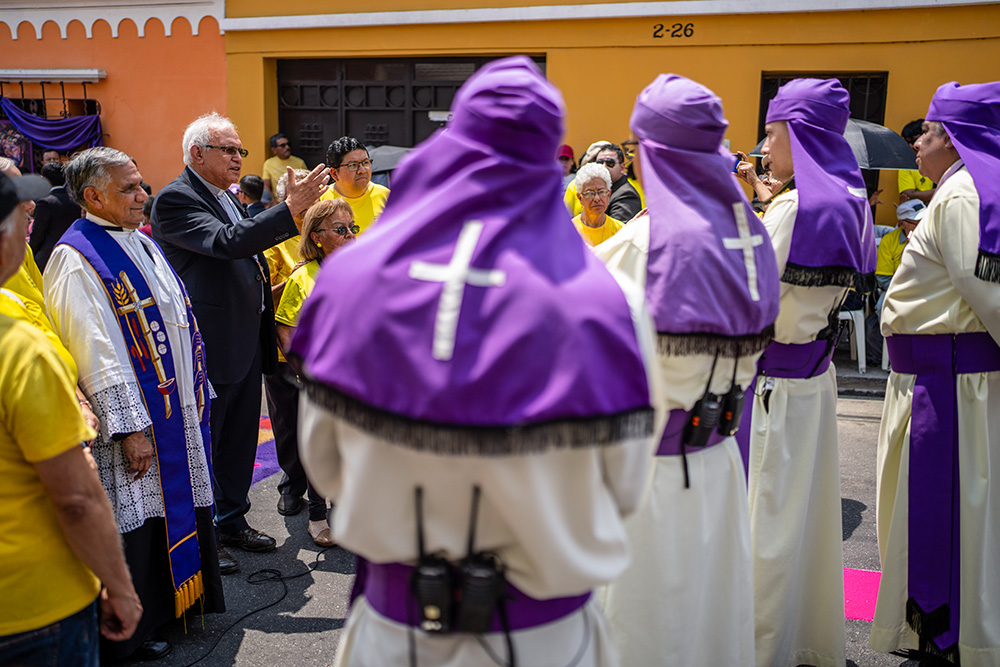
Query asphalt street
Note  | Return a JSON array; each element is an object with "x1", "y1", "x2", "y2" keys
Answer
[{"x1": 124, "y1": 350, "x2": 917, "y2": 667}]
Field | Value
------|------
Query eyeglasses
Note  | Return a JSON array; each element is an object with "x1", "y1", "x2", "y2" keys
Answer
[
  {"x1": 595, "y1": 158, "x2": 618, "y2": 169},
  {"x1": 204, "y1": 144, "x2": 249, "y2": 158},
  {"x1": 621, "y1": 140, "x2": 637, "y2": 160},
  {"x1": 317, "y1": 224, "x2": 360, "y2": 236},
  {"x1": 581, "y1": 188, "x2": 610, "y2": 199},
  {"x1": 275, "y1": 142, "x2": 290, "y2": 148},
  {"x1": 336, "y1": 159, "x2": 372, "y2": 173}
]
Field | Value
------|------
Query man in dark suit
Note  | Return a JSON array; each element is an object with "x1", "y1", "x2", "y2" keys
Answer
[
  {"x1": 29, "y1": 161, "x2": 81, "y2": 270},
  {"x1": 151, "y1": 113, "x2": 330, "y2": 573},
  {"x1": 594, "y1": 143, "x2": 641, "y2": 222}
]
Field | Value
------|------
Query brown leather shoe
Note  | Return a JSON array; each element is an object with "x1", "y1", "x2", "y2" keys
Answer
[
  {"x1": 308, "y1": 520, "x2": 335, "y2": 548},
  {"x1": 218, "y1": 546, "x2": 239, "y2": 574}
]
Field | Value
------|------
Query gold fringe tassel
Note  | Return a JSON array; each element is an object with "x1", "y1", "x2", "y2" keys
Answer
[{"x1": 174, "y1": 571, "x2": 205, "y2": 618}]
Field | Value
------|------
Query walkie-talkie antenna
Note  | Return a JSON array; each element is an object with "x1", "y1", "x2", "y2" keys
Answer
[
  {"x1": 466, "y1": 485, "x2": 482, "y2": 558},
  {"x1": 415, "y1": 486, "x2": 426, "y2": 558}
]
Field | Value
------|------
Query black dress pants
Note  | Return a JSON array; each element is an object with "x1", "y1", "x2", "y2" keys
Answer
[
  {"x1": 210, "y1": 344, "x2": 263, "y2": 533},
  {"x1": 264, "y1": 362, "x2": 327, "y2": 522}
]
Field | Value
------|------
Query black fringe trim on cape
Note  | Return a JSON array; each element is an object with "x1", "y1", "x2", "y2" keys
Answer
[
  {"x1": 655, "y1": 325, "x2": 775, "y2": 359},
  {"x1": 906, "y1": 597, "x2": 959, "y2": 665},
  {"x1": 975, "y1": 248, "x2": 1000, "y2": 284},
  {"x1": 302, "y1": 380, "x2": 656, "y2": 457},
  {"x1": 782, "y1": 263, "x2": 876, "y2": 294}
]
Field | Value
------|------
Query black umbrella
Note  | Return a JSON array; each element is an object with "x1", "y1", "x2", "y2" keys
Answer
[
  {"x1": 747, "y1": 118, "x2": 917, "y2": 170},
  {"x1": 367, "y1": 145, "x2": 412, "y2": 174}
]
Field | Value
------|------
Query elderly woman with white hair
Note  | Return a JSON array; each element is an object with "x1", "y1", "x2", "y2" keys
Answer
[{"x1": 572, "y1": 162, "x2": 623, "y2": 246}]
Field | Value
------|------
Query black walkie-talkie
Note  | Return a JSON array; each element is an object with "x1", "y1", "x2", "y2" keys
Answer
[
  {"x1": 455, "y1": 486, "x2": 506, "y2": 634},
  {"x1": 684, "y1": 392, "x2": 723, "y2": 447},
  {"x1": 718, "y1": 358, "x2": 745, "y2": 436},
  {"x1": 410, "y1": 487, "x2": 454, "y2": 633}
]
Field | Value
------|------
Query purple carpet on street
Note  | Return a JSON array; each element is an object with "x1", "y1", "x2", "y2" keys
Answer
[
  {"x1": 766, "y1": 78, "x2": 875, "y2": 286},
  {"x1": 291, "y1": 56, "x2": 652, "y2": 440}
]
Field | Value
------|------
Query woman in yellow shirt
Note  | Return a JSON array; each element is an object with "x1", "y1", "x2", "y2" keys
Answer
[
  {"x1": 571, "y1": 162, "x2": 623, "y2": 246},
  {"x1": 274, "y1": 198, "x2": 357, "y2": 547}
]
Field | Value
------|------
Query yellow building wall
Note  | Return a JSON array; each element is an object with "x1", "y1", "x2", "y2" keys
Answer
[
  {"x1": 225, "y1": 3, "x2": 1000, "y2": 225},
  {"x1": 0, "y1": 16, "x2": 226, "y2": 192}
]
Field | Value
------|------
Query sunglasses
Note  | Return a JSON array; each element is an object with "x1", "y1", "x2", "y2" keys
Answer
[
  {"x1": 621, "y1": 140, "x2": 637, "y2": 160},
  {"x1": 317, "y1": 224, "x2": 360, "y2": 236},
  {"x1": 204, "y1": 144, "x2": 249, "y2": 158},
  {"x1": 595, "y1": 158, "x2": 618, "y2": 168}
]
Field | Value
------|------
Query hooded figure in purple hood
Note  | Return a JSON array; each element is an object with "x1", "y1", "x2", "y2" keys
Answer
[
  {"x1": 746, "y1": 78, "x2": 875, "y2": 667},
  {"x1": 873, "y1": 81, "x2": 1000, "y2": 667},
  {"x1": 292, "y1": 56, "x2": 661, "y2": 667},
  {"x1": 594, "y1": 74, "x2": 779, "y2": 667}
]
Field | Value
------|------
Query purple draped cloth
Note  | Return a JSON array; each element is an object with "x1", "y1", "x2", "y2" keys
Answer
[
  {"x1": 635, "y1": 74, "x2": 779, "y2": 357},
  {"x1": 765, "y1": 79, "x2": 875, "y2": 290},
  {"x1": 886, "y1": 332, "x2": 1000, "y2": 658},
  {"x1": 0, "y1": 97, "x2": 103, "y2": 152},
  {"x1": 290, "y1": 56, "x2": 654, "y2": 454},
  {"x1": 926, "y1": 81, "x2": 1000, "y2": 283}
]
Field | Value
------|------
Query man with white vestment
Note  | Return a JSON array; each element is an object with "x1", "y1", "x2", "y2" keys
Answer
[
  {"x1": 44, "y1": 147, "x2": 223, "y2": 660},
  {"x1": 747, "y1": 78, "x2": 876, "y2": 667},
  {"x1": 594, "y1": 74, "x2": 779, "y2": 666},
  {"x1": 292, "y1": 57, "x2": 662, "y2": 667},
  {"x1": 871, "y1": 82, "x2": 1000, "y2": 667}
]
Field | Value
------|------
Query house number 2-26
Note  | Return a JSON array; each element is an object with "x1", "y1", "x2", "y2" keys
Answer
[{"x1": 653, "y1": 23, "x2": 694, "y2": 38}]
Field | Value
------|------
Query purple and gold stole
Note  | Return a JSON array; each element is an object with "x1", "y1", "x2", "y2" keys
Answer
[{"x1": 59, "y1": 219, "x2": 212, "y2": 617}]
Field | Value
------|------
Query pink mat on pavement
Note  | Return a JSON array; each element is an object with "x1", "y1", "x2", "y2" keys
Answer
[{"x1": 844, "y1": 568, "x2": 881, "y2": 621}]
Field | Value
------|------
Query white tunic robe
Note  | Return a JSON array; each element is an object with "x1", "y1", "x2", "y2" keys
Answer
[
  {"x1": 872, "y1": 163, "x2": 1000, "y2": 666},
  {"x1": 593, "y1": 214, "x2": 758, "y2": 666},
  {"x1": 43, "y1": 217, "x2": 213, "y2": 533},
  {"x1": 747, "y1": 190, "x2": 848, "y2": 667},
  {"x1": 299, "y1": 271, "x2": 662, "y2": 667}
]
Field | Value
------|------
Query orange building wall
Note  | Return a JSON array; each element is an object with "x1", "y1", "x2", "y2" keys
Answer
[{"x1": 0, "y1": 16, "x2": 226, "y2": 193}]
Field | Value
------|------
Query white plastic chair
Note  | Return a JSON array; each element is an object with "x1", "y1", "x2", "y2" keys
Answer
[{"x1": 838, "y1": 309, "x2": 866, "y2": 374}]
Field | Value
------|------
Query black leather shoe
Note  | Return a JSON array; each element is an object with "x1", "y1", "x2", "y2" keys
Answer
[
  {"x1": 218, "y1": 546, "x2": 239, "y2": 575},
  {"x1": 220, "y1": 527, "x2": 276, "y2": 553},
  {"x1": 131, "y1": 634, "x2": 172, "y2": 661},
  {"x1": 277, "y1": 493, "x2": 304, "y2": 516}
]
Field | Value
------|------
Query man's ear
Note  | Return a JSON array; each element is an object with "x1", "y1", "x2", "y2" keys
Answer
[{"x1": 82, "y1": 185, "x2": 103, "y2": 211}]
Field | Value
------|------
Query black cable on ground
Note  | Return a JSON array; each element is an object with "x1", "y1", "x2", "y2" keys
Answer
[{"x1": 184, "y1": 545, "x2": 335, "y2": 667}]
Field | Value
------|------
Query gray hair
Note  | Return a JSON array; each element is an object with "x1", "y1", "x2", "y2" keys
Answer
[
  {"x1": 183, "y1": 112, "x2": 237, "y2": 166},
  {"x1": 575, "y1": 162, "x2": 612, "y2": 192},
  {"x1": 65, "y1": 147, "x2": 134, "y2": 208},
  {"x1": 275, "y1": 168, "x2": 311, "y2": 203},
  {"x1": 0, "y1": 157, "x2": 17, "y2": 177}
]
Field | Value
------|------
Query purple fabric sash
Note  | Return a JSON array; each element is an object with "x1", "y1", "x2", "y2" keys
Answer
[
  {"x1": 656, "y1": 407, "x2": 727, "y2": 456},
  {"x1": 757, "y1": 339, "x2": 834, "y2": 379},
  {"x1": 886, "y1": 331, "x2": 1000, "y2": 653},
  {"x1": 356, "y1": 560, "x2": 591, "y2": 633}
]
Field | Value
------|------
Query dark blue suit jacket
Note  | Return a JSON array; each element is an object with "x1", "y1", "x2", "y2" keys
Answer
[
  {"x1": 151, "y1": 167, "x2": 297, "y2": 385},
  {"x1": 29, "y1": 186, "x2": 82, "y2": 271}
]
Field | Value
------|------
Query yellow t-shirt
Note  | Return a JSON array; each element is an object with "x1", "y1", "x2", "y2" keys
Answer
[
  {"x1": 897, "y1": 169, "x2": 934, "y2": 194},
  {"x1": 572, "y1": 214, "x2": 623, "y2": 247},
  {"x1": 320, "y1": 182, "x2": 390, "y2": 235},
  {"x1": 876, "y1": 226, "x2": 908, "y2": 277},
  {"x1": 262, "y1": 155, "x2": 308, "y2": 193},
  {"x1": 264, "y1": 236, "x2": 301, "y2": 288},
  {"x1": 0, "y1": 314, "x2": 99, "y2": 635},
  {"x1": 264, "y1": 237, "x2": 303, "y2": 362},
  {"x1": 0, "y1": 246, "x2": 77, "y2": 379},
  {"x1": 564, "y1": 181, "x2": 583, "y2": 217},
  {"x1": 275, "y1": 259, "x2": 321, "y2": 327}
]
